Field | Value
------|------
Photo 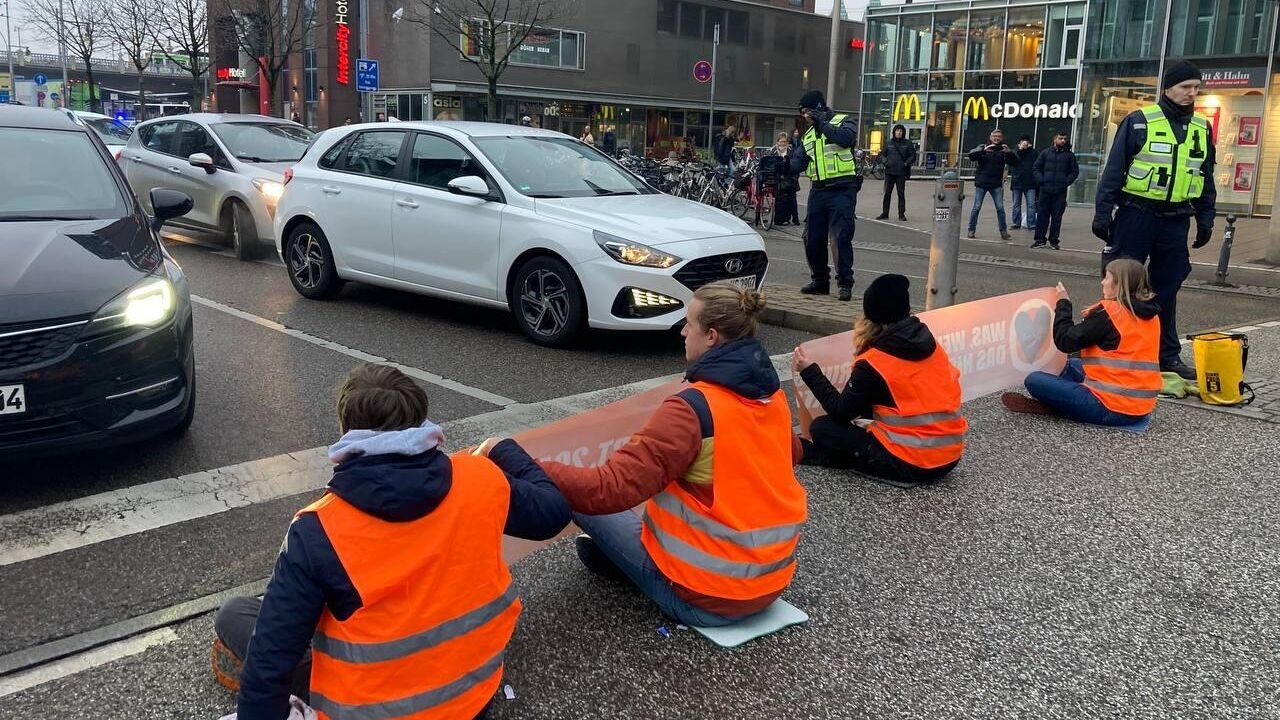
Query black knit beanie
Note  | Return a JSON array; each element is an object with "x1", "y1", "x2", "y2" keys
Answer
[
  {"x1": 799, "y1": 90, "x2": 826, "y2": 110},
  {"x1": 1162, "y1": 61, "x2": 1201, "y2": 90},
  {"x1": 863, "y1": 274, "x2": 911, "y2": 325}
]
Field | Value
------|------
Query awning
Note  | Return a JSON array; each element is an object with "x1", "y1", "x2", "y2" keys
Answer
[{"x1": 216, "y1": 81, "x2": 260, "y2": 89}]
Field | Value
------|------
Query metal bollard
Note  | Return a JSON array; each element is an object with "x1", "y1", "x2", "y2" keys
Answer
[
  {"x1": 927, "y1": 170, "x2": 964, "y2": 310},
  {"x1": 1213, "y1": 214, "x2": 1237, "y2": 286}
]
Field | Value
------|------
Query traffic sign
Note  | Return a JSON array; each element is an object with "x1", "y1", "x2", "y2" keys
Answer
[
  {"x1": 49, "y1": 92, "x2": 60, "y2": 102},
  {"x1": 34, "y1": 73, "x2": 48, "y2": 86},
  {"x1": 0, "y1": 91, "x2": 8, "y2": 104},
  {"x1": 693, "y1": 60, "x2": 713, "y2": 83},
  {"x1": 356, "y1": 59, "x2": 379, "y2": 93}
]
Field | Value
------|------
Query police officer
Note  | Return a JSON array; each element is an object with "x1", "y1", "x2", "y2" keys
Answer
[
  {"x1": 790, "y1": 90, "x2": 859, "y2": 301},
  {"x1": 1092, "y1": 60, "x2": 1216, "y2": 381}
]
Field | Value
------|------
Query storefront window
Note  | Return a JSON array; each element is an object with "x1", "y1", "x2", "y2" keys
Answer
[
  {"x1": 967, "y1": 12, "x2": 1006, "y2": 71},
  {"x1": 1046, "y1": 4, "x2": 1085, "y2": 68},
  {"x1": 866, "y1": 17, "x2": 898, "y2": 74},
  {"x1": 898, "y1": 13, "x2": 933, "y2": 72},
  {"x1": 1073, "y1": 59, "x2": 1160, "y2": 203},
  {"x1": 1169, "y1": 0, "x2": 1275, "y2": 56},
  {"x1": 1004, "y1": 6, "x2": 1045, "y2": 69},
  {"x1": 925, "y1": 93, "x2": 962, "y2": 169},
  {"x1": 1255, "y1": 75, "x2": 1280, "y2": 215},
  {"x1": 932, "y1": 12, "x2": 967, "y2": 76},
  {"x1": 931, "y1": 72, "x2": 962, "y2": 91},
  {"x1": 862, "y1": 93, "x2": 895, "y2": 152},
  {"x1": 897, "y1": 72, "x2": 929, "y2": 92},
  {"x1": 1003, "y1": 71, "x2": 1040, "y2": 90},
  {"x1": 1196, "y1": 83, "x2": 1269, "y2": 214},
  {"x1": 1087, "y1": 0, "x2": 1164, "y2": 61},
  {"x1": 865, "y1": 74, "x2": 894, "y2": 92},
  {"x1": 967, "y1": 72, "x2": 1001, "y2": 90}
]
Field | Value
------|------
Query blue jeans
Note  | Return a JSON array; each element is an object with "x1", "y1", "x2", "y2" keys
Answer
[
  {"x1": 573, "y1": 510, "x2": 736, "y2": 627},
  {"x1": 1024, "y1": 359, "x2": 1149, "y2": 426},
  {"x1": 968, "y1": 186, "x2": 1008, "y2": 233},
  {"x1": 1011, "y1": 187, "x2": 1036, "y2": 228}
]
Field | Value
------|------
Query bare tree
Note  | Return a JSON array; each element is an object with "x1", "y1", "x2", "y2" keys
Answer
[
  {"x1": 404, "y1": 0, "x2": 574, "y2": 121},
  {"x1": 154, "y1": 0, "x2": 211, "y2": 109},
  {"x1": 219, "y1": 0, "x2": 316, "y2": 117},
  {"x1": 24, "y1": 0, "x2": 108, "y2": 111},
  {"x1": 104, "y1": 0, "x2": 160, "y2": 120}
]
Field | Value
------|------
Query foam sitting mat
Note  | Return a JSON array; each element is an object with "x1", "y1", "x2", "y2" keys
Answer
[{"x1": 691, "y1": 598, "x2": 809, "y2": 649}]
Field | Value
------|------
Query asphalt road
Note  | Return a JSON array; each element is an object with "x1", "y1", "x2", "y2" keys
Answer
[{"x1": 1, "y1": 216, "x2": 1277, "y2": 719}]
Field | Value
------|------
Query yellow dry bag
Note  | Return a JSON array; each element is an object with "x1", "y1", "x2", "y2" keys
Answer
[{"x1": 1188, "y1": 332, "x2": 1254, "y2": 406}]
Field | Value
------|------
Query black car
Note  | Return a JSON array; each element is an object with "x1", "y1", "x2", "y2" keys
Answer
[{"x1": 1, "y1": 106, "x2": 196, "y2": 455}]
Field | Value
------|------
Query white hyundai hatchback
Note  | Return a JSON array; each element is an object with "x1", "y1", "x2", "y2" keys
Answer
[{"x1": 274, "y1": 122, "x2": 767, "y2": 346}]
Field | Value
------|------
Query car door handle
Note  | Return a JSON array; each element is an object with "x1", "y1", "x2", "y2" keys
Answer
[
  {"x1": 167, "y1": 166, "x2": 183, "y2": 175},
  {"x1": 396, "y1": 198, "x2": 420, "y2": 208},
  {"x1": 322, "y1": 185, "x2": 342, "y2": 195}
]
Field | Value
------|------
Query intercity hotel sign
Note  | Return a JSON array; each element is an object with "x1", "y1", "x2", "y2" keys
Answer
[
  {"x1": 893, "y1": 94, "x2": 1100, "y2": 122},
  {"x1": 335, "y1": 0, "x2": 351, "y2": 85}
]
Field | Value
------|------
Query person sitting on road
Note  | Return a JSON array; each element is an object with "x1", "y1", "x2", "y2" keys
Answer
[
  {"x1": 211, "y1": 363, "x2": 569, "y2": 720},
  {"x1": 792, "y1": 274, "x2": 967, "y2": 484},
  {"x1": 1003, "y1": 259, "x2": 1162, "y2": 426},
  {"x1": 532, "y1": 282, "x2": 807, "y2": 628}
]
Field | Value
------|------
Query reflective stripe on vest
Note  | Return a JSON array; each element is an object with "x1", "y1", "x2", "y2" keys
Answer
[
  {"x1": 640, "y1": 382, "x2": 807, "y2": 601},
  {"x1": 802, "y1": 113, "x2": 856, "y2": 182},
  {"x1": 1122, "y1": 105, "x2": 1210, "y2": 203},
  {"x1": 310, "y1": 650, "x2": 505, "y2": 720},
  {"x1": 859, "y1": 344, "x2": 967, "y2": 469},
  {"x1": 1079, "y1": 299, "x2": 1162, "y2": 415}
]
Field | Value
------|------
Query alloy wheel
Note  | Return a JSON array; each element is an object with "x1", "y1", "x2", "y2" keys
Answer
[
  {"x1": 289, "y1": 233, "x2": 325, "y2": 290},
  {"x1": 519, "y1": 269, "x2": 571, "y2": 337}
]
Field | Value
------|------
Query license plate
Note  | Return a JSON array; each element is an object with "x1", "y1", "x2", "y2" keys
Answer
[
  {"x1": 728, "y1": 275, "x2": 757, "y2": 290},
  {"x1": 0, "y1": 384, "x2": 25, "y2": 415}
]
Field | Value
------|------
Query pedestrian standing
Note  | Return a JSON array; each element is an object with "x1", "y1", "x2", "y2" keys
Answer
[
  {"x1": 1009, "y1": 135, "x2": 1039, "y2": 231},
  {"x1": 772, "y1": 132, "x2": 801, "y2": 225},
  {"x1": 714, "y1": 125, "x2": 738, "y2": 174},
  {"x1": 876, "y1": 124, "x2": 917, "y2": 221},
  {"x1": 579, "y1": 126, "x2": 594, "y2": 145},
  {"x1": 1032, "y1": 132, "x2": 1079, "y2": 249},
  {"x1": 790, "y1": 90, "x2": 858, "y2": 301},
  {"x1": 1092, "y1": 60, "x2": 1216, "y2": 381},
  {"x1": 520, "y1": 115, "x2": 533, "y2": 127},
  {"x1": 966, "y1": 128, "x2": 1019, "y2": 241}
]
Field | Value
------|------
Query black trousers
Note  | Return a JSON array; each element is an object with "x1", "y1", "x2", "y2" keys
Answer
[
  {"x1": 1108, "y1": 203, "x2": 1193, "y2": 364},
  {"x1": 881, "y1": 174, "x2": 907, "y2": 217},
  {"x1": 1035, "y1": 190, "x2": 1068, "y2": 243},
  {"x1": 802, "y1": 416, "x2": 959, "y2": 484},
  {"x1": 776, "y1": 188, "x2": 800, "y2": 224},
  {"x1": 803, "y1": 186, "x2": 855, "y2": 287}
]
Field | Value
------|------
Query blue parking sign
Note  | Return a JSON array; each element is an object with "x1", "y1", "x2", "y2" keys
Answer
[{"x1": 356, "y1": 59, "x2": 378, "y2": 93}]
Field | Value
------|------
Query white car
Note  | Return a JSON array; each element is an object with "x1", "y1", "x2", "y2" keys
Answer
[
  {"x1": 62, "y1": 110, "x2": 133, "y2": 159},
  {"x1": 122, "y1": 113, "x2": 313, "y2": 259},
  {"x1": 274, "y1": 122, "x2": 767, "y2": 346}
]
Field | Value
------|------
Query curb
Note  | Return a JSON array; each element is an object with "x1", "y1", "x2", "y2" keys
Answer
[{"x1": 760, "y1": 307, "x2": 848, "y2": 336}]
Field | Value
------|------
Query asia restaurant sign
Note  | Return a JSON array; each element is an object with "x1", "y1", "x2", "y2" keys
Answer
[
  {"x1": 335, "y1": 0, "x2": 352, "y2": 85},
  {"x1": 1200, "y1": 68, "x2": 1265, "y2": 90}
]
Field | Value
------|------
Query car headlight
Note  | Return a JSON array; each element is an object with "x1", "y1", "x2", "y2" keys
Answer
[
  {"x1": 252, "y1": 178, "x2": 285, "y2": 202},
  {"x1": 594, "y1": 230, "x2": 681, "y2": 269},
  {"x1": 84, "y1": 277, "x2": 176, "y2": 337}
]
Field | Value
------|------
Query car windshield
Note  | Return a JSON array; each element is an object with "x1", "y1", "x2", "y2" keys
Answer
[
  {"x1": 0, "y1": 127, "x2": 127, "y2": 221},
  {"x1": 84, "y1": 117, "x2": 132, "y2": 145},
  {"x1": 471, "y1": 135, "x2": 651, "y2": 198},
  {"x1": 211, "y1": 122, "x2": 314, "y2": 162}
]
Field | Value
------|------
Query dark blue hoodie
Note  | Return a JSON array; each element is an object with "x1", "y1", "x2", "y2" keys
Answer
[{"x1": 236, "y1": 441, "x2": 569, "y2": 720}]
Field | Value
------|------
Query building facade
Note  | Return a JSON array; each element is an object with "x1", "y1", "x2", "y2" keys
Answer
[{"x1": 862, "y1": 0, "x2": 1280, "y2": 216}]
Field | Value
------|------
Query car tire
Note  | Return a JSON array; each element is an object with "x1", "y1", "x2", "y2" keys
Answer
[
  {"x1": 510, "y1": 255, "x2": 586, "y2": 348},
  {"x1": 221, "y1": 201, "x2": 261, "y2": 261},
  {"x1": 285, "y1": 222, "x2": 344, "y2": 300}
]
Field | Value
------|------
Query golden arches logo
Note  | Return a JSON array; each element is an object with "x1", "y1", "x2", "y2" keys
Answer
[
  {"x1": 963, "y1": 96, "x2": 990, "y2": 120},
  {"x1": 892, "y1": 94, "x2": 922, "y2": 122}
]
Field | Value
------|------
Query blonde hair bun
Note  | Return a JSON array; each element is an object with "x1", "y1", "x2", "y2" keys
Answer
[{"x1": 739, "y1": 290, "x2": 767, "y2": 316}]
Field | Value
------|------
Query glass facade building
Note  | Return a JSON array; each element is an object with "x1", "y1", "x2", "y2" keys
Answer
[{"x1": 863, "y1": 0, "x2": 1280, "y2": 216}]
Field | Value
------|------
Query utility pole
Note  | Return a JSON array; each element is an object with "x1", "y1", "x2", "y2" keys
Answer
[
  {"x1": 706, "y1": 23, "x2": 718, "y2": 155},
  {"x1": 825, "y1": 0, "x2": 841, "y2": 109},
  {"x1": 4, "y1": 0, "x2": 14, "y2": 101},
  {"x1": 57, "y1": 0, "x2": 68, "y2": 106}
]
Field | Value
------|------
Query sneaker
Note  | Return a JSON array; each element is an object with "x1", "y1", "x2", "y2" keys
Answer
[
  {"x1": 1050, "y1": 242, "x2": 1061, "y2": 250},
  {"x1": 575, "y1": 535, "x2": 627, "y2": 581},
  {"x1": 875, "y1": 213, "x2": 889, "y2": 220},
  {"x1": 837, "y1": 286, "x2": 853, "y2": 301},
  {"x1": 800, "y1": 281, "x2": 830, "y2": 295},
  {"x1": 1000, "y1": 231, "x2": 1012, "y2": 241},
  {"x1": 211, "y1": 637, "x2": 244, "y2": 693},
  {"x1": 1001, "y1": 392, "x2": 1054, "y2": 415},
  {"x1": 967, "y1": 230, "x2": 976, "y2": 239},
  {"x1": 1031, "y1": 240, "x2": 1047, "y2": 249},
  {"x1": 1161, "y1": 359, "x2": 1198, "y2": 381},
  {"x1": 898, "y1": 214, "x2": 907, "y2": 221}
]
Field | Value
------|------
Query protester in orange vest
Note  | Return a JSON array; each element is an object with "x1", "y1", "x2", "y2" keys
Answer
[
  {"x1": 520, "y1": 282, "x2": 806, "y2": 626},
  {"x1": 211, "y1": 364, "x2": 570, "y2": 720},
  {"x1": 1003, "y1": 259, "x2": 1162, "y2": 425},
  {"x1": 792, "y1": 274, "x2": 967, "y2": 484}
]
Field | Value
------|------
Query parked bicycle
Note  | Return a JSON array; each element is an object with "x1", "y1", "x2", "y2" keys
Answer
[{"x1": 856, "y1": 148, "x2": 886, "y2": 180}]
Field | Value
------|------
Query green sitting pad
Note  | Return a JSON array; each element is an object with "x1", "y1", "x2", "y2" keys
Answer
[{"x1": 691, "y1": 598, "x2": 809, "y2": 649}]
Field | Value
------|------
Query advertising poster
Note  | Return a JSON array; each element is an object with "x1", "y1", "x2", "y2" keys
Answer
[
  {"x1": 1233, "y1": 162, "x2": 1255, "y2": 192},
  {"x1": 1237, "y1": 117, "x2": 1260, "y2": 146},
  {"x1": 1195, "y1": 105, "x2": 1221, "y2": 142}
]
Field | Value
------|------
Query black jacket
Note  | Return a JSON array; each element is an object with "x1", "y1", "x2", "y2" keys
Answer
[
  {"x1": 881, "y1": 136, "x2": 917, "y2": 177},
  {"x1": 967, "y1": 142, "x2": 1020, "y2": 190},
  {"x1": 1033, "y1": 143, "x2": 1080, "y2": 194},
  {"x1": 1095, "y1": 95, "x2": 1217, "y2": 228},
  {"x1": 799, "y1": 317, "x2": 959, "y2": 481},
  {"x1": 714, "y1": 134, "x2": 735, "y2": 165},
  {"x1": 789, "y1": 109, "x2": 859, "y2": 190},
  {"x1": 1010, "y1": 147, "x2": 1039, "y2": 190},
  {"x1": 1052, "y1": 296, "x2": 1162, "y2": 354}
]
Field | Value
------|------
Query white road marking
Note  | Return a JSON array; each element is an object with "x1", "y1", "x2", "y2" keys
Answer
[
  {"x1": 0, "y1": 628, "x2": 178, "y2": 698},
  {"x1": 190, "y1": 294, "x2": 518, "y2": 407}
]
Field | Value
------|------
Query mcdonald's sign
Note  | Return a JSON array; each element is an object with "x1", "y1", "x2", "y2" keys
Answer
[
  {"x1": 963, "y1": 96, "x2": 990, "y2": 120},
  {"x1": 892, "y1": 94, "x2": 922, "y2": 122}
]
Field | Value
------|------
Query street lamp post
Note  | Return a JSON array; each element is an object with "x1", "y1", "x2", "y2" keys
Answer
[
  {"x1": 57, "y1": 0, "x2": 69, "y2": 107},
  {"x1": 3, "y1": 0, "x2": 14, "y2": 101}
]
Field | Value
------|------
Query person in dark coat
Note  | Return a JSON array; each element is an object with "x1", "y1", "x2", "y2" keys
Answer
[
  {"x1": 876, "y1": 124, "x2": 917, "y2": 221},
  {"x1": 966, "y1": 128, "x2": 1019, "y2": 241},
  {"x1": 790, "y1": 90, "x2": 859, "y2": 301},
  {"x1": 1032, "y1": 131, "x2": 1080, "y2": 249},
  {"x1": 1009, "y1": 134, "x2": 1039, "y2": 231},
  {"x1": 772, "y1": 131, "x2": 802, "y2": 225}
]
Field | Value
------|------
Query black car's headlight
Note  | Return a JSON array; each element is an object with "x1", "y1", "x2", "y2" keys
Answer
[
  {"x1": 594, "y1": 230, "x2": 681, "y2": 269},
  {"x1": 83, "y1": 277, "x2": 177, "y2": 338}
]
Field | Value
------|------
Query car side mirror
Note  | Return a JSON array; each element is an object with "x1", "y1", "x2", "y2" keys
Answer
[
  {"x1": 446, "y1": 175, "x2": 493, "y2": 199},
  {"x1": 150, "y1": 188, "x2": 193, "y2": 234},
  {"x1": 189, "y1": 152, "x2": 216, "y2": 174}
]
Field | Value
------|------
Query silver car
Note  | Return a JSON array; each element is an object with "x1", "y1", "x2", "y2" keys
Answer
[{"x1": 122, "y1": 113, "x2": 314, "y2": 259}]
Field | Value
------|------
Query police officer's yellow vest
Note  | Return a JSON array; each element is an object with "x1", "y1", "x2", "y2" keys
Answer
[
  {"x1": 1121, "y1": 105, "x2": 1210, "y2": 203},
  {"x1": 802, "y1": 113, "x2": 857, "y2": 183}
]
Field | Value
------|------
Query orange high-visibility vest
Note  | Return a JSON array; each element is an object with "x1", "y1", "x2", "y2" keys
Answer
[
  {"x1": 640, "y1": 382, "x2": 808, "y2": 602},
  {"x1": 1079, "y1": 299, "x2": 1161, "y2": 415},
  {"x1": 860, "y1": 345, "x2": 968, "y2": 469},
  {"x1": 304, "y1": 454, "x2": 520, "y2": 720}
]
